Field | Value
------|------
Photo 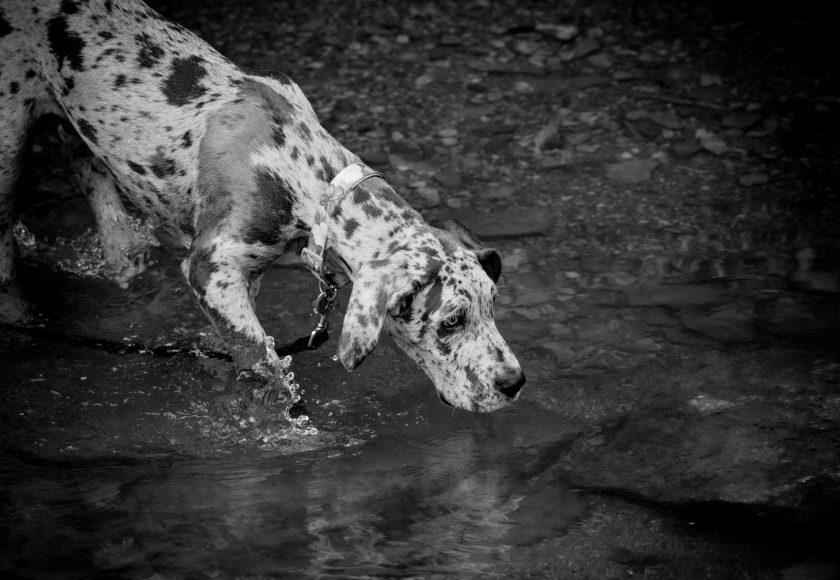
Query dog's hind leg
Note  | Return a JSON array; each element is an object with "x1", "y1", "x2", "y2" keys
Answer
[{"x1": 75, "y1": 157, "x2": 159, "y2": 289}]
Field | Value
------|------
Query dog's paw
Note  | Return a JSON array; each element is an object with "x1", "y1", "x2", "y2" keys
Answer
[{"x1": 100, "y1": 220, "x2": 159, "y2": 288}]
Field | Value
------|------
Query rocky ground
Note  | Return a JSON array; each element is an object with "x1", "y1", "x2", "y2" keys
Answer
[{"x1": 2, "y1": 0, "x2": 840, "y2": 576}]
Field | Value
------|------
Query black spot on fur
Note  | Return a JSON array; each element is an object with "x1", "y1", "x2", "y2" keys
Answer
[
  {"x1": 77, "y1": 119, "x2": 98, "y2": 144},
  {"x1": 318, "y1": 155, "x2": 336, "y2": 183},
  {"x1": 62, "y1": 75, "x2": 75, "y2": 95},
  {"x1": 352, "y1": 187, "x2": 370, "y2": 205},
  {"x1": 47, "y1": 15, "x2": 86, "y2": 72},
  {"x1": 60, "y1": 0, "x2": 80, "y2": 15},
  {"x1": 128, "y1": 161, "x2": 146, "y2": 175},
  {"x1": 244, "y1": 170, "x2": 295, "y2": 245},
  {"x1": 149, "y1": 147, "x2": 177, "y2": 178},
  {"x1": 104, "y1": 0, "x2": 113, "y2": 11},
  {"x1": 0, "y1": 11, "x2": 13, "y2": 39},
  {"x1": 344, "y1": 218, "x2": 360, "y2": 239},
  {"x1": 362, "y1": 203, "x2": 383, "y2": 219},
  {"x1": 272, "y1": 124, "x2": 285, "y2": 147},
  {"x1": 98, "y1": 30, "x2": 113, "y2": 40},
  {"x1": 9, "y1": 81, "x2": 19, "y2": 94},
  {"x1": 426, "y1": 277, "x2": 444, "y2": 313},
  {"x1": 161, "y1": 56, "x2": 208, "y2": 106},
  {"x1": 136, "y1": 33, "x2": 165, "y2": 68},
  {"x1": 181, "y1": 130, "x2": 192, "y2": 147},
  {"x1": 187, "y1": 244, "x2": 217, "y2": 296},
  {"x1": 25, "y1": 69, "x2": 37, "y2": 79},
  {"x1": 297, "y1": 122, "x2": 312, "y2": 141},
  {"x1": 290, "y1": 146, "x2": 300, "y2": 161}
]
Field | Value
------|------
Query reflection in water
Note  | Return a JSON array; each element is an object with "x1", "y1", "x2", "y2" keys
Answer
[{"x1": 0, "y1": 411, "x2": 585, "y2": 579}]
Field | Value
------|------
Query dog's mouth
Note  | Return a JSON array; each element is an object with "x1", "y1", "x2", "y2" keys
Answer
[{"x1": 438, "y1": 391, "x2": 453, "y2": 407}]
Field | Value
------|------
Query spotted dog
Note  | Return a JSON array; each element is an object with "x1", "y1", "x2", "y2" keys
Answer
[{"x1": 0, "y1": 0, "x2": 525, "y2": 412}]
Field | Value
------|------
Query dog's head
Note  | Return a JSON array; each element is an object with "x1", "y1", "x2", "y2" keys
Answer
[{"x1": 337, "y1": 220, "x2": 524, "y2": 412}]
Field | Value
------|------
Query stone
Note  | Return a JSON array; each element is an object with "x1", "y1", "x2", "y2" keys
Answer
[
  {"x1": 497, "y1": 316, "x2": 553, "y2": 342},
  {"x1": 623, "y1": 284, "x2": 733, "y2": 306},
  {"x1": 687, "y1": 394, "x2": 736, "y2": 415},
  {"x1": 433, "y1": 171, "x2": 463, "y2": 189},
  {"x1": 605, "y1": 159, "x2": 658, "y2": 184},
  {"x1": 642, "y1": 307, "x2": 680, "y2": 327},
  {"x1": 696, "y1": 129, "x2": 728, "y2": 155},
  {"x1": 481, "y1": 184, "x2": 516, "y2": 200},
  {"x1": 791, "y1": 272, "x2": 840, "y2": 293},
  {"x1": 601, "y1": 271, "x2": 638, "y2": 286},
  {"x1": 446, "y1": 209, "x2": 553, "y2": 240},
  {"x1": 648, "y1": 111, "x2": 682, "y2": 130},
  {"x1": 682, "y1": 308, "x2": 756, "y2": 343},
  {"x1": 672, "y1": 140, "x2": 703, "y2": 158},
  {"x1": 739, "y1": 173, "x2": 769, "y2": 187},
  {"x1": 587, "y1": 52, "x2": 615, "y2": 69}
]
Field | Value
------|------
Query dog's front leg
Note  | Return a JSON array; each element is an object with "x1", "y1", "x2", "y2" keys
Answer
[{"x1": 182, "y1": 238, "x2": 280, "y2": 377}]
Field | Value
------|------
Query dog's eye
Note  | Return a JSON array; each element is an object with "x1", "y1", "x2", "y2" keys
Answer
[{"x1": 442, "y1": 312, "x2": 462, "y2": 329}]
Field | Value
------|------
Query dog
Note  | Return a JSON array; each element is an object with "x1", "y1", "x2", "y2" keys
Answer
[{"x1": 0, "y1": 0, "x2": 525, "y2": 412}]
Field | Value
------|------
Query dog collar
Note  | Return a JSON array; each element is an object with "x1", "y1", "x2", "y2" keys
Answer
[
  {"x1": 301, "y1": 163, "x2": 384, "y2": 279},
  {"x1": 321, "y1": 163, "x2": 384, "y2": 217}
]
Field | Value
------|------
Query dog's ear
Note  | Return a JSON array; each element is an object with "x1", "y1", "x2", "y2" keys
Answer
[
  {"x1": 443, "y1": 219, "x2": 502, "y2": 284},
  {"x1": 337, "y1": 269, "x2": 417, "y2": 370}
]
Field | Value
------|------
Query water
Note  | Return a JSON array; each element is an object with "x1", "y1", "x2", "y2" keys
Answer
[{"x1": 1, "y1": 267, "x2": 834, "y2": 579}]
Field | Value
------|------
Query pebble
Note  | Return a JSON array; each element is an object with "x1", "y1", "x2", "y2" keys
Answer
[
  {"x1": 605, "y1": 159, "x2": 658, "y2": 184},
  {"x1": 648, "y1": 111, "x2": 682, "y2": 130},
  {"x1": 681, "y1": 308, "x2": 756, "y2": 343},
  {"x1": 448, "y1": 208, "x2": 553, "y2": 239},
  {"x1": 738, "y1": 173, "x2": 769, "y2": 187},
  {"x1": 688, "y1": 394, "x2": 736, "y2": 415},
  {"x1": 481, "y1": 184, "x2": 516, "y2": 200}
]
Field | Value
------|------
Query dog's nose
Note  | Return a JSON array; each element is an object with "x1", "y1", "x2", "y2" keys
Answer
[{"x1": 498, "y1": 373, "x2": 526, "y2": 398}]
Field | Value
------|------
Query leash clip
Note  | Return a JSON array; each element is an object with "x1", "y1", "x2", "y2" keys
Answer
[{"x1": 308, "y1": 284, "x2": 338, "y2": 348}]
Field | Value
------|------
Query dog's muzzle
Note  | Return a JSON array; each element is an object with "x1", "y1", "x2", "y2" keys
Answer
[{"x1": 497, "y1": 373, "x2": 526, "y2": 399}]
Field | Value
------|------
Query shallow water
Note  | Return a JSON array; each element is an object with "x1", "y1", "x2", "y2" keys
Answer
[{"x1": 1, "y1": 267, "x2": 835, "y2": 579}]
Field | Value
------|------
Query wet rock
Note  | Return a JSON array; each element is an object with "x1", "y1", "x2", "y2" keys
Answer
[
  {"x1": 642, "y1": 307, "x2": 681, "y2": 327},
  {"x1": 534, "y1": 23, "x2": 579, "y2": 41},
  {"x1": 681, "y1": 308, "x2": 756, "y2": 343},
  {"x1": 663, "y1": 327, "x2": 723, "y2": 346},
  {"x1": 587, "y1": 52, "x2": 615, "y2": 69},
  {"x1": 687, "y1": 394, "x2": 736, "y2": 415},
  {"x1": 739, "y1": 173, "x2": 769, "y2": 187},
  {"x1": 628, "y1": 119, "x2": 662, "y2": 140},
  {"x1": 433, "y1": 171, "x2": 463, "y2": 189},
  {"x1": 539, "y1": 341, "x2": 576, "y2": 362},
  {"x1": 481, "y1": 184, "x2": 516, "y2": 200},
  {"x1": 497, "y1": 316, "x2": 553, "y2": 342},
  {"x1": 622, "y1": 284, "x2": 734, "y2": 306},
  {"x1": 600, "y1": 271, "x2": 638, "y2": 286},
  {"x1": 791, "y1": 272, "x2": 840, "y2": 293},
  {"x1": 572, "y1": 38, "x2": 602, "y2": 59},
  {"x1": 530, "y1": 74, "x2": 611, "y2": 94},
  {"x1": 513, "y1": 289, "x2": 554, "y2": 306},
  {"x1": 648, "y1": 111, "x2": 682, "y2": 130},
  {"x1": 722, "y1": 113, "x2": 762, "y2": 130},
  {"x1": 696, "y1": 129, "x2": 728, "y2": 155},
  {"x1": 580, "y1": 254, "x2": 610, "y2": 274},
  {"x1": 671, "y1": 139, "x2": 703, "y2": 158},
  {"x1": 605, "y1": 159, "x2": 658, "y2": 184},
  {"x1": 447, "y1": 208, "x2": 553, "y2": 240}
]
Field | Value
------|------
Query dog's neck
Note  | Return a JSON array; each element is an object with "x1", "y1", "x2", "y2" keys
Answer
[{"x1": 318, "y1": 175, "x2": 430, "y2": 278}]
